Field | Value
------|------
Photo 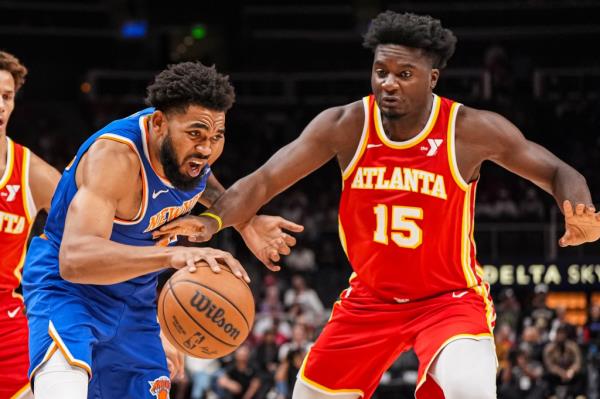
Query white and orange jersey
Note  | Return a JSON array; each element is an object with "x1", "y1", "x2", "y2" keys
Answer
[
  {"x1": 339, "y1": 94, "x2": 492, "y2": 311},
  {"x1": 0, "y1": 136, "x2": 36, "y2": 298}
]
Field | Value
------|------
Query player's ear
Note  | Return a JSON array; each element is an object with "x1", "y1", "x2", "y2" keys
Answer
[
  {"x1": 430, "y1": 69, "x2": 440, "y2": 90},
  {"x1": 151, "y1": 111, "x2": 168, "y2": 136}
]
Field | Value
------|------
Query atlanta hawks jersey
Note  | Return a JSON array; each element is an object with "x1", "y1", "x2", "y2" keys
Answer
[
  {"x1": 339, "y1": 94, "x2": 488, "y2": 303},
  {"x1": 0, "y1": 136, "x2": 36, "y2": 296}
]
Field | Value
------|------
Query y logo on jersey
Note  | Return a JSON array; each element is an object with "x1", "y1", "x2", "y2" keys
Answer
[
  {"x1": 0, "y1": 185, "x2": 20, "y2": 202},
  {"x1": 148, "y1": 376, "x2": 171, "y2": 399},
  {"x1": 424, "y1": 139, "x2": 443, "y2": 156}
]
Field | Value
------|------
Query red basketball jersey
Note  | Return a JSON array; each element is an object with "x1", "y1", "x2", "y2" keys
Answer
[
  {"x1": 0, "y1": 137, "x2": 36, "y2": 298},
  {"x1": 339, "y1": 95, "x2": 490, "y2": 305}
]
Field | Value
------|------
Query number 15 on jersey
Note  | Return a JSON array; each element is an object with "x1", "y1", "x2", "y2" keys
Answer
[{"x1": 373, "y1": 205, "x2": 423, "y2": 249}]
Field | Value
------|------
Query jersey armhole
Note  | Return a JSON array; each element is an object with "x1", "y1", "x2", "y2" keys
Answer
[
  {"x1": 446, "y1": 103, "x2": 470, "y2": 191},
  {"x1": 22, "y1": 148, "x2": 38, "y2": 223},
  {"x1": 341, "y1": 97, "x2": 370, "y2": 181}
]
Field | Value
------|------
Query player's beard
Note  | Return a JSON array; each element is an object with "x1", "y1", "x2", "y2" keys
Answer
[{"x1": 159, "y1": 134, "x2": 205, "y2": 191}]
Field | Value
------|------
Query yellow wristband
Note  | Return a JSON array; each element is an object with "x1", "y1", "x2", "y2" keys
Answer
[{"x1": 200, "y1": 212, "x2": 223, "y2": 232}]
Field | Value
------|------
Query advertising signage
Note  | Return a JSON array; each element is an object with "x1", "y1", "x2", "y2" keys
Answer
[{"x1": 482, "y1": 263, "x2": 600, "y2": 290}]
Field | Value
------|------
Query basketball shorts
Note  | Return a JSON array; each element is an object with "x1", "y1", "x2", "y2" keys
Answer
[
  {"x1": 23, "y1": 238, "x2": 171, "y2": 399},
  {"x1": 299, "y1": 277, "x2": 496, "y2": 399},
  {"x1": 0, "y1": 294, "x2": 30, "y2": 399}
]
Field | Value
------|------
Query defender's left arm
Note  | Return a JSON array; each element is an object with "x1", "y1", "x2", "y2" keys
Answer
[{"x1": 457, "y1": 106, "x2": 600, "y2": 246}]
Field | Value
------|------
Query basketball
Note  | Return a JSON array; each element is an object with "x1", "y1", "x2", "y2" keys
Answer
[{"x1": 158, "y1": 263, "x2": 255, "y2": 359}]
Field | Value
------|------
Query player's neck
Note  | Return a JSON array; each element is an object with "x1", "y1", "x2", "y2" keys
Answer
[
  {"x1": 146, "y1": 119, "x2": 168, "y2": 179},
  {"x1": 381, "y1": 94, "x2": 434, "y2": 142}
]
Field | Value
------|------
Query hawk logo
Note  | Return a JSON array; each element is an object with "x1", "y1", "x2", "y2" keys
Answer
[
  {"x1": 148, "y1": 376, "x2": 171, "y2": 399},
  {"x1": 425, "y1": 139, "x2": 443, "y2": 156}
]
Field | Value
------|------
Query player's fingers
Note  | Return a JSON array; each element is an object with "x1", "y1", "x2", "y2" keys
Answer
[
  {"x1": 575, "y1": 203, "x2": 585, "y2": 216},
  {"x1": 186, "y1": 257, "x2": 197, "y2": 273},
  {"x1": 159, "y1": 221, "x2": 180, "y2": 232},
  {"x1": 202, "y1": 256, "x2": 221, "y2": 274},
  {"x1": 559, "y1": 231, "x2": 572, "y2": 247},
  {"x1": 587, "y1": 206, "x2": 596, "y2": 217},
  {"x1": 563, "y1": 200, "x2": 574, "y2": 217},
  {"x1": 282, "y1": 232, "x2": 297, "y2": 247},
  {"x1": 222, "y1": 253, "x2": 250, "y2": 283},
  {"x1": 279, "y1": 218, "x2": 305, "y2": 233}
]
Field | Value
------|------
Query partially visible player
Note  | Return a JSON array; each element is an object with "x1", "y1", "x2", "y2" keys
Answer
[
  {"x1": 154, "y1": 12, "x2": 600, "y2": 399},
  {"x1": 0, "y1": 51, "x2": 60, "y2": 399},
  {"x1": 22, "y1": 62, "x2": 299, "y2": 399}
]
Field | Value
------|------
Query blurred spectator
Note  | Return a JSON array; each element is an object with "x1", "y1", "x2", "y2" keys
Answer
[
  {"x1": 187, "y1": 357, "x2": 220, "y2": 399},
  {"x1": 278, "y1": 323, "x2": 313, "y2": 363},
  {"x1": 543, "y1": 325, "x2": 584, "y2": 398},
  {"x1": 493, "y1": 188, "x2": 520, "y2": 220},
  {"x1": 273, "y1": 348, "x2": 307, "y2": 399},
  {"x1": 548, "y1": 306, "x2": 577, "y2": 342},
  {"x1": 496, "y1": 288, "x2": 522, "y2": 331},
  {"x1": 498, "y1": 348, "x2": 546, "y2": 399},
  {"x1": 523, "y1": 284, "x2": 555, "y2": 342},
  {"x1": 252, "y1": 329, "x2": 280, "y2": 397},
  {"x1": 283, "y1": 245, "x2": 317, "y2": 273},
  {"x1": 520, "y1": 326, "x2": 545, "y2": 364},
  {"x1": 216, "y1": 345, "x2": 261, "y2": 399},
  {"x1": 283, "y1": 275, "x2": 324, "y2": 324},
  {"x1": 495, "y1": 323, "x2": 515, "y2": 371}
]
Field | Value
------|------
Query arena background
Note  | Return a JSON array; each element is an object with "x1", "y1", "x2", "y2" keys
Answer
[{"x1": 3, "y1": 0, "x2": 600, "y2": 398}]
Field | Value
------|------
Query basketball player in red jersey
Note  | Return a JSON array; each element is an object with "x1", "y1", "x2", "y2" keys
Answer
[
  {"x1": 0, "y1": 51, "x2": 61, "y2": 399},
  {"x1": 154, "y1": 11, "x2": 600, "y2": 399}
]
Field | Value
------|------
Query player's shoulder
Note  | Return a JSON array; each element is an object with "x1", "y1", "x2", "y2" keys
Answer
[
  {"x1": 87, "y1": 137, "x2": 140, "y2": 171},
  {"x1": 455, "y1": 105, "x2": 511, "y2": 138},
  {"x1": 315, "y1": 100, "x2": 365, "y2": 133}
]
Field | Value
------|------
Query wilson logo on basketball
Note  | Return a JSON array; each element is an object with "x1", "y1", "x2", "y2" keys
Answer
[
  {"x1": 190, "y1": 290, "x2": 241, "y2": 340},
  {"x1": 148, "y1": 376, "x2": 171, "y2": 399}
]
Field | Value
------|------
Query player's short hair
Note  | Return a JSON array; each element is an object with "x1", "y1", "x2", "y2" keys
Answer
[
  {"x1": 363, "y1": 11, "x2": 457, "y2": 69},
  {"x1": 145, "y1": 61, "x2": 235, "y2": 114},
  {"x1": 0, "y1": 51, "x2": 28, "y2": 92}
]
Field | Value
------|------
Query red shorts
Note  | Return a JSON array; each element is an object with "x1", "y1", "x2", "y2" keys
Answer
[
  {"x1": 299, "y1": 278, "x2": 495, "y2": 399},
  {"x1": 0, "y1": 294, "x2": 30, "y2": 398}
]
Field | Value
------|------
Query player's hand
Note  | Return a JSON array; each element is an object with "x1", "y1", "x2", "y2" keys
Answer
[
  {"x1": 169, "y1": 247, "x2": 250, "y2": 283},
  {"x1": 236, "y1": 215, "x2": 304, "y2": 271},
  {"x1": 153, "y1": 215, "x2": 218, "y2": 243},
  {"x1": 559, "y1": 200, "x2": 600, "y2": 247},
  {"x1": 160, "y1": 330, "x2": 184, "y2": 380}
]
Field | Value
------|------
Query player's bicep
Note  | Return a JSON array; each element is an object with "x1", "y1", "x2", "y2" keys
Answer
[
  {"x1": 478, "y1": 111, "x2": 562, "y2": 192},
  {"x1": 63, "y1": 140, "x2": 139, "y2": 241}
]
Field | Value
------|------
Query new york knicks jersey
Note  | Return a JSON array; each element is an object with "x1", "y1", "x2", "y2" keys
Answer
[
  {"x1": 0, "y1": 137, "x2": 36, "y2": 298},
  {"x1": 339, "y1": 95, "x2": 489, "y2": 303},
  {"x1": 23, "y1": 108, "x2": 210, "y2": 306}
]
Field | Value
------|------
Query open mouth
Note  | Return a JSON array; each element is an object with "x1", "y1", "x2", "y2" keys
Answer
[
  {"x1": 187, "y1": 159, "x2": 205, "y2": 177},
  {"x1": 0, "y1": 118, "x2": 4, "y2": 128}
]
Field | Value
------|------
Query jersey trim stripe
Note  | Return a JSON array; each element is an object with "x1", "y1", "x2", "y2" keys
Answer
[
  {"x1": 374, "y1": 94, "x2": 440, "y2": 149},
  {"x1": 0, "y1": 136, "x2": 15, "y2": 189},
  {"x1": 460, "y1": 185, "x2": 478, "y2": 287},
  {"x1": 97, "y1": 134, "x2": 149, "y2": 225},
  {"x1": 21, "y1": 147, "x2": 37, "y2": 224},
  {"x1": 447, "y1": 102, "x2": 469, "y2": 191},
  {"x1": 341, "y1": 97, "x2": 370, "y2": 181},
  {"x1": 338, "y1": 216, "x2": 349, "y2": 257},
  {"x1": 298, "y1": 349, "x2": 365, "y2": 397},
  {"x1": 9, "y1": 382, "x2": 31, "y2": 399}
]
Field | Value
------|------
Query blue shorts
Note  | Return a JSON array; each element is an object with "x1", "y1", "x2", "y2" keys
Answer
[{"x1": 24, "y1": 237, "x2": 171, "y2": 399}]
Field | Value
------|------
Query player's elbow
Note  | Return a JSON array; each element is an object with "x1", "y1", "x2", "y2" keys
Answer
[{"x1": 59, "y1": 243, "x2": 84, "y2": 283}]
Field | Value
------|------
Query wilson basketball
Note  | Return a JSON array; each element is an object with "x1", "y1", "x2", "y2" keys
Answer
[{"x1": 158, "y1": 263, "x2": 255, "y2": 359}]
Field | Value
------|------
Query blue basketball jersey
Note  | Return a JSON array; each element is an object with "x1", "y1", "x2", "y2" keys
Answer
[{"x1": 23, "y1": 108, "x2": 211, "y2": 397}]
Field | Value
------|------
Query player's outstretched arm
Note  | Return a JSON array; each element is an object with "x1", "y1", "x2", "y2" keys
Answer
[
  {"x1": 59, "y1": 139, "x2": 248, "y2": 285},
  {"x1": 154, "y1": 103, "x2": 358, "y2": 266},
  {"x1": 29, "y1": 151, "x2": 61, "y2": 212},
  {"x1": 458, "y1": 107, "x2": 599, "y2": 246}
]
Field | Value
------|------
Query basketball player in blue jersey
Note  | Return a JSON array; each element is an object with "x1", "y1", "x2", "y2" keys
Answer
[{"x1": 22, "y1": 62, "x2": 302, "y2": 399}]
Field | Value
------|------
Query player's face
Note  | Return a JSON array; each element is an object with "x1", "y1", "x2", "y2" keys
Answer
[
  {"x1": 0, "y1": 70, "x2": 16, "y2": 136},
  {"x1": 371, "y1": 44, "x2": 439, "y2": 119},
  {"x1": 156, "y1": 105, "x2": 226, "y2": 190}
]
